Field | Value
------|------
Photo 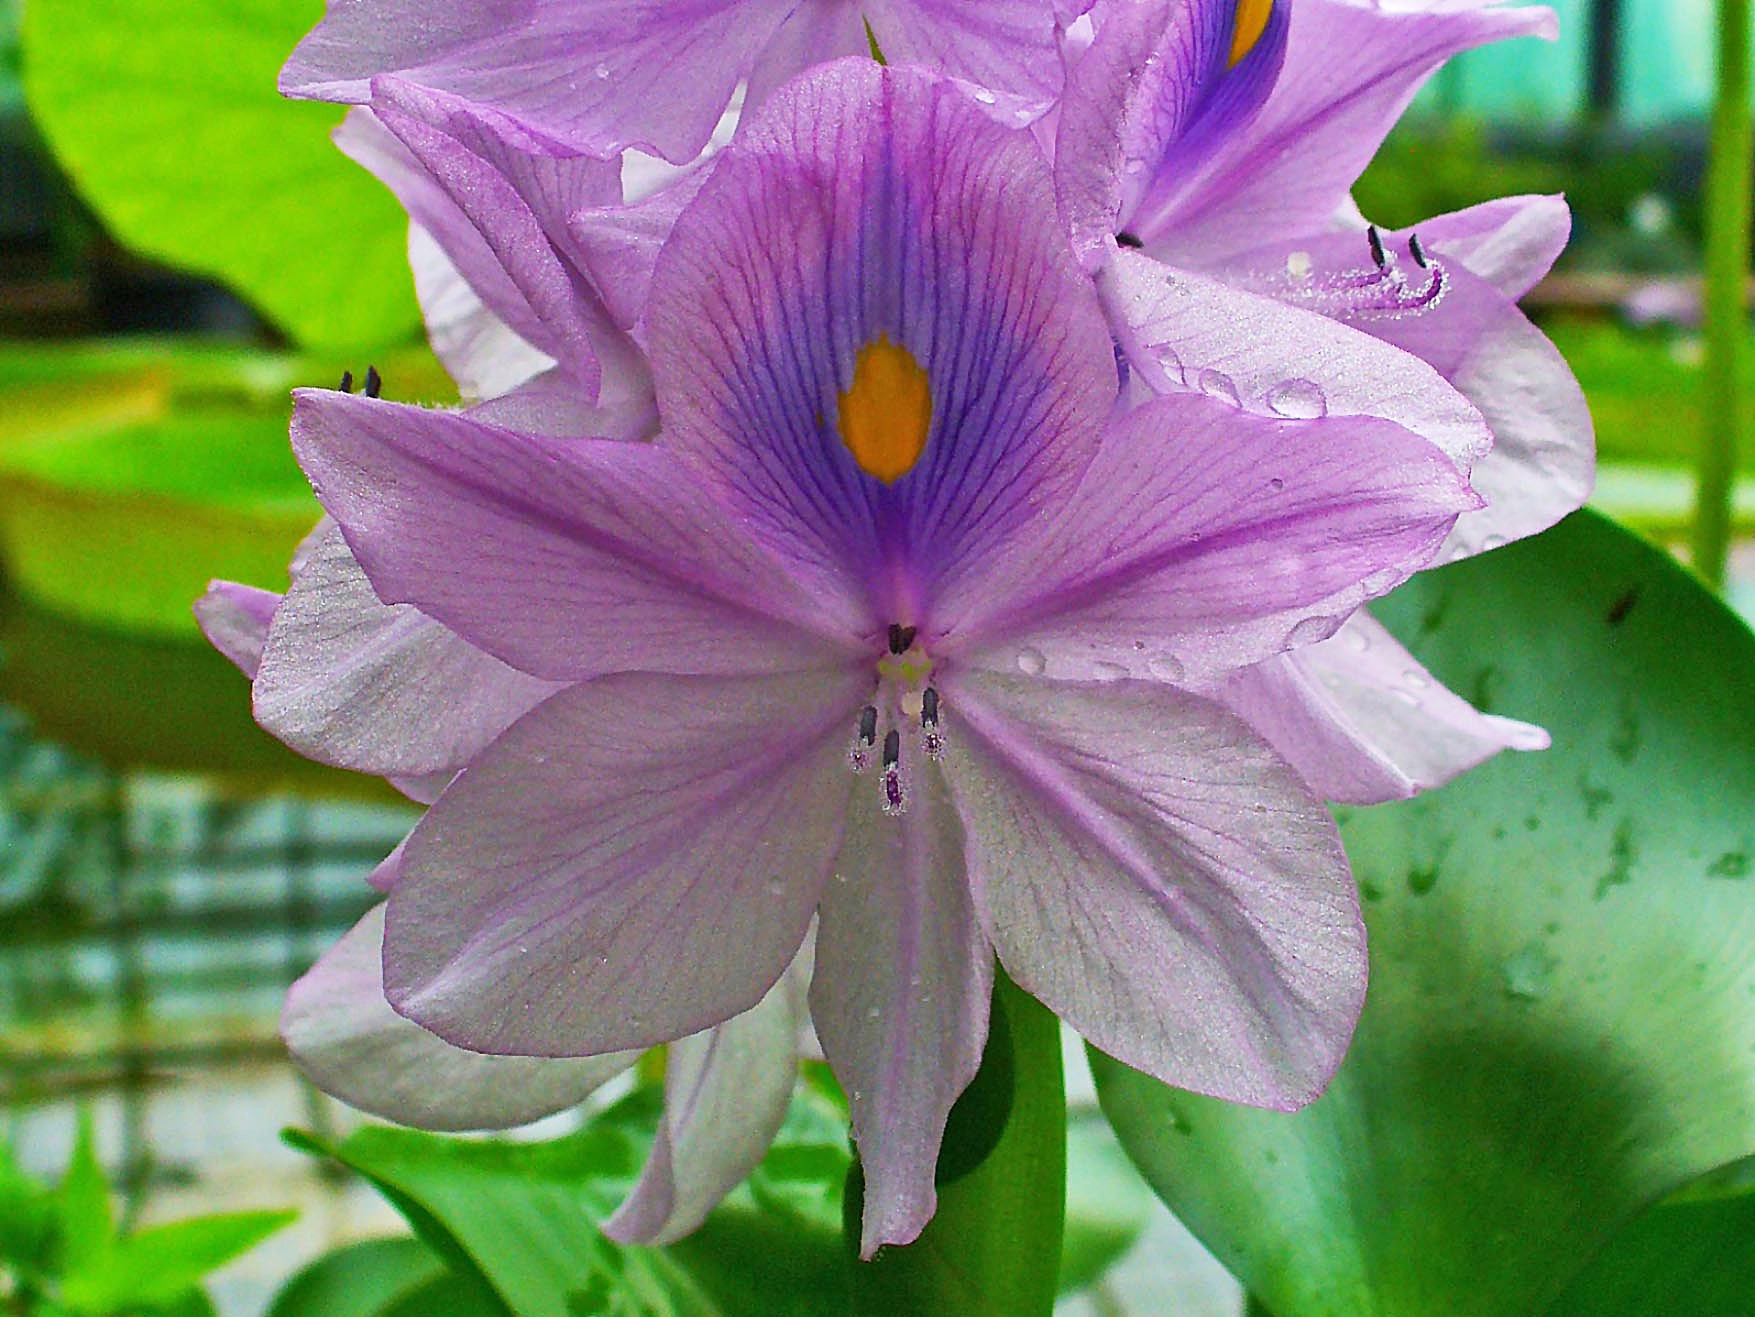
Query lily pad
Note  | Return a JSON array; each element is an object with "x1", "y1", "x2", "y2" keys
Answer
[
  {"x1": 21, "y1": 0, "x2": 421, "y2": 351},
  {"x1": 1092, "y1": 509, "x2": 1755, "y2": 1317},
  {"x1": 0, "y1": 585, "x2": 398, "y2": 797},
  {"x1": 0, "y1": 407, "x2": 316, "y2": 635}
]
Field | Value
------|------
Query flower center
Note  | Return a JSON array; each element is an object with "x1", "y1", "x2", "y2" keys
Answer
[
  {"x1": 837, "y1": 336, "x2": 932, "y2": 484},
  {"x1": 848, "y1": 622, "x2": 945, "y2": 816}
]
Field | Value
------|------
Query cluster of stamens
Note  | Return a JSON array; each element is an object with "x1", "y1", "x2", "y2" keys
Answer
[
  {"x1": 1265, "y1": 225, "x2": 1449, "y2": 321},
  {"x1": 849, "y1": 623, "x2": 946, "y2": 817}
]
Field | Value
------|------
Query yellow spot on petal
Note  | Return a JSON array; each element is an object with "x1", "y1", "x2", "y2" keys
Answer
[
  {"x1": 1229, "y1": 0, "x2": 1273, "y2": 67},
  {"x1": 838, "y1": 336, "x2": 931, "y2": 484}
]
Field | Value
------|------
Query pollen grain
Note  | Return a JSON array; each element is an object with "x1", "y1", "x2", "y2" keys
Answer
[{"x1": 838, "y1": 336, "x2": 932, "y2": 484}]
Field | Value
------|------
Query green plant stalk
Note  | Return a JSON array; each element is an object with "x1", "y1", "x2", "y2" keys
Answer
[
  {"x1": 846, "y1": 967, "x2": 1066, "y2": 1315},
  {"x1": 1693, "y1": 0, "x2": 1754, "y2": 588}
]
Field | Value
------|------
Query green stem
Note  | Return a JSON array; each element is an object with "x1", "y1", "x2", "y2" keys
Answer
[
  {"x1": 846, "y1": 967, "x2": 1066, "y2": 1315},
  {"x1": 1693, "y1": 0, "x2": 1753, "y2": 589}
]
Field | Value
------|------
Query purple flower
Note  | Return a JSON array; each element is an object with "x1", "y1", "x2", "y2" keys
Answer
[
  {"x1": 1052, "y1": 0, "x2": 1594, "y2": 802},
  {"x1": 282, "y1": 0, "x2": 1079, "y2": 164},
  {"x1": 247, "y1": 60, "x2": 1480, "y2": 1254}
]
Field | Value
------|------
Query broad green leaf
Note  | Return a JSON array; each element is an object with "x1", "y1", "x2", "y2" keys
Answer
[
  {"x1": 0, "y1": 407, "x2": 317, "y2": 635},
  {"x1": 265, "y1": 1236, "x2": 448, "y2": 1317},
  {"x1": 55, "y1": 1111, "x2": 112, "y2": 1278},
  {"x1": 0, "y1": 586, "x2": 403, "y2": 799},
  {"x1": 21, "y1": 0, "x2": 421, "y2": 350},
  {"x1": 0, "y1": 338, "x2": 456, "y2": 413},
  {"x1": 1092, "y1": 510, "x2": 1755, "y2": 1317},
  {"x1": 59, "y1": 1210, "x2": 294, "y2": 1312},
  {"x1": 1551, "y1": 1189, "x2": 1755, "y2": 1317},
  {"x1": 145, "y1": 1288, "x2": 219, "y2": 1317},
  {"x1": 0, "y1": 339, "x2": 455, "y2": 638},
  {"x1": 287, "y1": 1084, "x2": 848, "y2": 1317},
  {"x1": 377, "y1": 1273, "x2": 507, "y2": 1317}
]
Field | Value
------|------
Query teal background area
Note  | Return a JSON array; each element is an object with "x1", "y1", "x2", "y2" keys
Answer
[{"x1": 1428, "y1": 0, "x2": 1747, "y2": 125}]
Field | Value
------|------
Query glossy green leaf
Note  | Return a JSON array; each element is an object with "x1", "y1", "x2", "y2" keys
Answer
[
  {"x1": 265, "y1": 1236, "x2": 449, "y2": 1317},
  {"x1": 21, "y1": 0, "x2": 421, "y2": 350},
  {"x1": 1092, "y1": 510, "x2": 1755, "y2": 1317},
  {"x1": 287, "y1": 1084, "x2": 851, "y2": 1317},
  {"x1": 847, "y1": 969, "x2": 1065, "y2": 1316},
  {"x1": 1552, "y1": 1189, "x2": 1755, "y2": 1316},
  {"x1": 0, "y1": 585, "x2": 403, "y2": 798},
  {"x1": 60, "y1": 1210, "x2": 295, "y2": 1312},
  {"x1": 0, "y1": 406, "x2": 318, "y2": 635}
]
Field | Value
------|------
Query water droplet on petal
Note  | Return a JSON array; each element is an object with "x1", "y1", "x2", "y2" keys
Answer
[
  {"x1": 865, "y1": 1006, "x2": 882, "y2": 1020},
  {"x1": 1147, "y1": 654, "x2": 1185, "y2": 682},
  {"x1": 1343, "y1": 627, "x2": 1370, "y2": 653},
  {"x1": 1266, "y1": 377, "x2": 1328, "y2": 419},
  {"x1": 1016, "y1": 647, "x2": 1047, "y2": 676},
  {"x1": 1197, "y1": 369, "x2": 1239, "y2": 406},
  {"x1": 1286, "y1": 615, "x2": 1333, "y2": 647},
  {"x1": 1364, "y1": 566, "x2": 1403, "y2": 595},
  {"x1": 1285, "y1": 250, "x2": 1314, "y2": 282},
  {"x1": 1154, "y1": 343, "x2": 1186, "y2": 386},
  {"x1": 1268, "y1": 477, "x2": 1286, "y2": 493},
  {"x1": 1481, "y1": 533, "x2": 1509, "y2": 551},
  {"x1": 1091, "y1": 660, "x2": 1129, "y2": 682},
  {"x1": 973, "y1": 88, "x2": 998, "y2": 105},
  {"x1": 593, "y1": 63, "x2": 610, "y2": 79}
]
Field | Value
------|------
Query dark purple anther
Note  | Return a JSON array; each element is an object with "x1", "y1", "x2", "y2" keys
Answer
[
  {"x1": 1408, "y1": 233, "x2": 1429, "y2": 269},
  {"x1": 882, "y1": 728, "x2": 900, "y2": 770},
  {"x1": 858, "y1": 704, "x2": 879, "y2": 745},
  {"x1": 920, "y1": 687, "x2": 940, "y2": 728},
  {"x1": 338, "y1": 370, "x2": 355, "y2": 394},
  {"x1": 364, "y1": 365, "x2": 383, "y2": 398},
  {"x1": 888, "y1": 623, "x2": 917, "y2": 654},
  {"x1": 1367, "y1": 224, "x2": 1387, "y2": 270}
]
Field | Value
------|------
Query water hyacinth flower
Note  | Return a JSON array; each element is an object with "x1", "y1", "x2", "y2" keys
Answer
[
  {"x1": 265, "y1": 58, "x2": 1485, "y2": 1255},
  {"x1": 1052, "y1": 0, "x2": 1594, "y2": 802},
  {"x1": 278, "y1": 0, "x2": 1589, "y2": 809},
  {"x1": 281, "y1": 0, "x2": 1076, "y2": 165}
]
